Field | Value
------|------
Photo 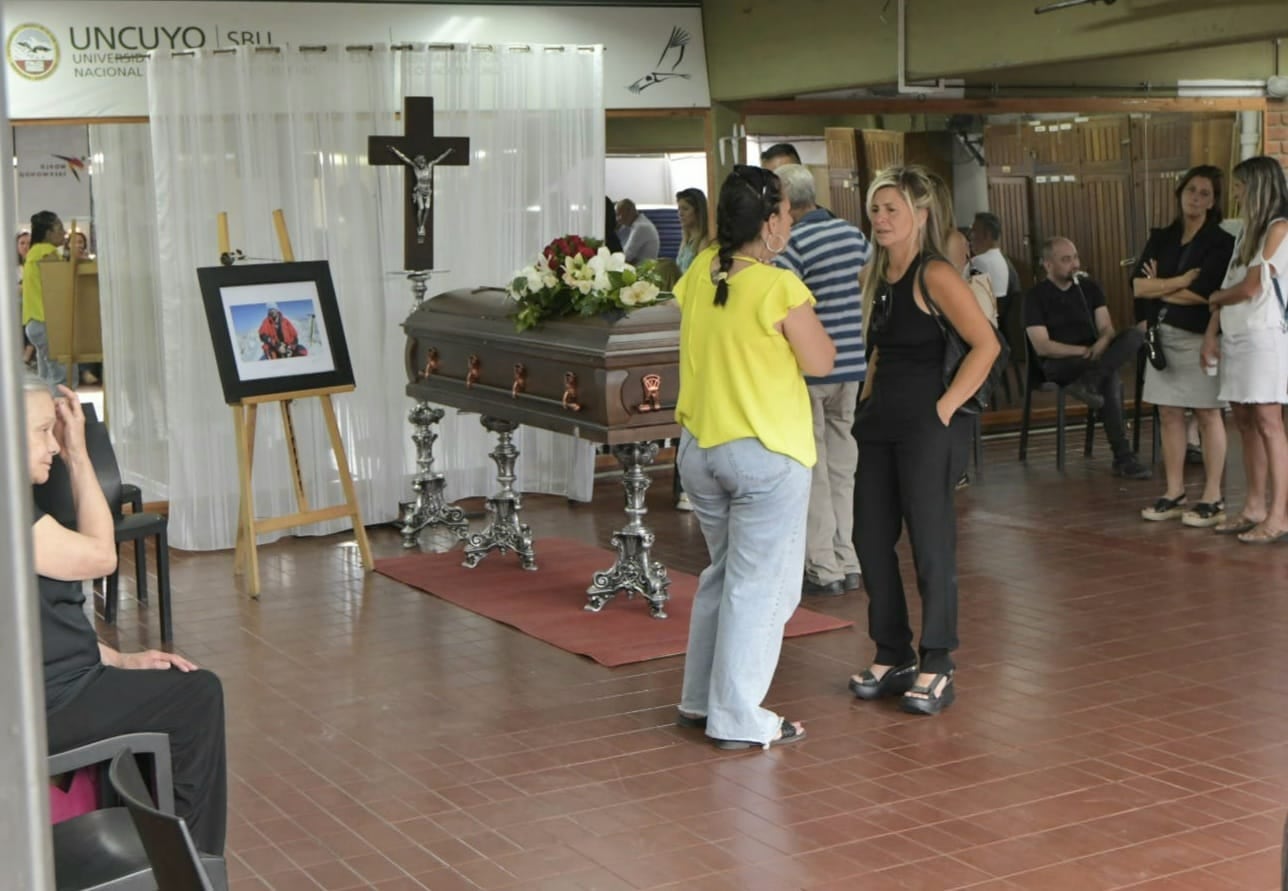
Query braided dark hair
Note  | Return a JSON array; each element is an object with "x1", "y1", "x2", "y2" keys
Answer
[{"x1": 713, "y1": 165, "x2": 782, "y2": 306}]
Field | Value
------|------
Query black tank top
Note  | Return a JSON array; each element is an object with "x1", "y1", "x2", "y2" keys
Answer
[{"x1": 870, "y1": 255, "x2": 946, "y2": 378}]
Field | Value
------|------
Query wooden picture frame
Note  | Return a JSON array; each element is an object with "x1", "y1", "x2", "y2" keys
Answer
[{"x1": 196, "y1": 261, "x2": 354, "y2": 404}]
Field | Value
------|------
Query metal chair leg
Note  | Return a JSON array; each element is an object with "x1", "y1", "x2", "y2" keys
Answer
[
  {"x1": 1019, "y1": 383, "x2": 1033, "y2": 461},
  {"x1": 1084, "y1": 410, "x2": 1096, "y2": 457},
  {"x1": 156, "y1": 530, "x2": 172, "y2": 642},
  {"x1": 1056, "y1": 393, "x2": 1067, "y2": 472},
  {"x1": 134, "y1": 538, "x2": 148, "y2": 605}
]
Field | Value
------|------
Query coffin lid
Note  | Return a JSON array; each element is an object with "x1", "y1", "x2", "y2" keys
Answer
[{"x1": 405, "y1": 287, "x2": 679, "y2": 360}]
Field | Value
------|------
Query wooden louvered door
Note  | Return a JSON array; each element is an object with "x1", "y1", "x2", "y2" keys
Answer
[
  {"x1": 860, "y1": 130, "x2": 905, "y2": 181},
  {"x1": 1082, "y1": 175, "x2": 1134, "y2": 328},
  {"x1": 824, "y1": 127, "x2": 864, "y2": 230},
  {"x1": 987, "y1": 176, "x2": 1034, "y2": 287}
]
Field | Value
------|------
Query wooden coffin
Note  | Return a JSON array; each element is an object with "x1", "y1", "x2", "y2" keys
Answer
[{"x1": 404, "y1": 288, "x2": 680, "y2": 445}]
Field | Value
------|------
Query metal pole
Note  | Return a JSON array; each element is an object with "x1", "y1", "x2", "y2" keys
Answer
[{"x1": 0, "y1": 70, "x2": 57, "y2": 890}]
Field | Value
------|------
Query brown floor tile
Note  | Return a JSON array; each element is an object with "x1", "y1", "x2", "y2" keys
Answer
[{"x1": 108, "y1": 430, "x2": 1288, "y2": 891}]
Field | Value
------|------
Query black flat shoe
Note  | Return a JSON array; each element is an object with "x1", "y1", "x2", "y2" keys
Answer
[
  {"x1": 675, "y1": 711, "x2": 706, "y2": 729},
  {"x1": 712, "y1": 718, "x2": 805, "y2": 750},
  {"x1": 848, "y1": 660, "x2": 917, "y2": 701},
  {"x1": 900, "y1": 670, "x2": 955, "y2": 716}
]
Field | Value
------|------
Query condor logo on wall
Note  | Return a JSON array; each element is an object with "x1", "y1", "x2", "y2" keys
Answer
[{"x1": 7, "y1": 23, "x2": 59, "y2": 80}]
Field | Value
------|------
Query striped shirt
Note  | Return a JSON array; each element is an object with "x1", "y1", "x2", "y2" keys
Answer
[{"x1": 775, "y1": 209, "x2": 870, "y2": 384}]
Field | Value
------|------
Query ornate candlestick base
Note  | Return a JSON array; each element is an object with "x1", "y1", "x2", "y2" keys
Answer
[
  {"x1": 462, "y1": 416, "x2": 537, "y2": 569},
  {"x1": 586, "y1": 442, "x2": 671, "y2": 619},
  {"x1": 400, "y1": 402, "x2": 469, "y2": 548}
]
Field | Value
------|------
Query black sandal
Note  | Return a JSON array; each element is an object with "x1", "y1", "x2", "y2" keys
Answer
[
  {"x1": 848, "y1": 659, "x2": 917, "y2": 701},
  {"x1": 900, "y1": 670, "x2": 955, "y2": 716},
  {"x1": 713, "y1": 718, "x2": 806, "y2": 750},
  {"x1": 675, "y1": 710, "x2": 706, "y2": 729}
]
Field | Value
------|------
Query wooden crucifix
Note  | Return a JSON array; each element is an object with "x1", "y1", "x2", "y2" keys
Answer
[{"x1": 367, "y1": 97, "x2": 470, "y2": 271}]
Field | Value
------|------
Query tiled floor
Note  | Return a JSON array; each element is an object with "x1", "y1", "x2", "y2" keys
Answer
[{"x1": 99, "y1": 424, "x2": 1288, "y2": 890}]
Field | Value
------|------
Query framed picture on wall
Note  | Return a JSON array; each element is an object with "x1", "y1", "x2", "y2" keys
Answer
[{"x1": 196, "y1": 261, "x2": 355, "y2": 404}]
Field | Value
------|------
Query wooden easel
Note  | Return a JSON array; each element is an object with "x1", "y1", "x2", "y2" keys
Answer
[{"x1": 222, "y1": 210, "x2": 374, "y2": 597}]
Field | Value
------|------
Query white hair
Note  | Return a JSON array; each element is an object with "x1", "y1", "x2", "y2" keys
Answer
[
  {"x1": 774, "y1": 163, "x2": 817, "y2": 211},
  {"x1": 22, "y1": 372, "x2": 51, "y2": 395}
]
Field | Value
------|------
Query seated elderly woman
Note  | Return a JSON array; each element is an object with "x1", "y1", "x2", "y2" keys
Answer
[{"x1": 27, "y1": 375, "x2": 227, "y2": 856}]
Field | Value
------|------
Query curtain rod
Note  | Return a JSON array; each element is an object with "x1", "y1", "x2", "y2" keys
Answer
[{"x1": 167, "y1": 43, "x2": 600, "y2": 58}]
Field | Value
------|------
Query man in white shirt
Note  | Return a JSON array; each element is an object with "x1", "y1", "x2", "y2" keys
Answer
[
  {"x1": 969, "y1": 212, "x2": 1011, "y2": 298},
  {"x1": 614, "y1": 199, "x2": 660, "y2": 264}
]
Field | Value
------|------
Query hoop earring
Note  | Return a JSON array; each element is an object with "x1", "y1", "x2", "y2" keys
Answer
[{"x1": 764, "y1": 232, "x2": 787, "y2": 254}]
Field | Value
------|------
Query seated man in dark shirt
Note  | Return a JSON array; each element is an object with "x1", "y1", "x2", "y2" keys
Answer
[
  {"x1": 26, "y1": 376, "x2": 227, "y2": 856},
  {"x1": 1024, "y1": 237, "x2": 1151, "y2": 480}
]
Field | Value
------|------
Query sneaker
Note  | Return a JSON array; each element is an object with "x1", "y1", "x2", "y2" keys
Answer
[
  {"x1": 1065, "y1": 380, "x2": 1105, "y2": 411},
  {"x1": 955, "y1": 473, "x2": 971, "y2": 490},
  {"x1": 1113, "y1": 456, "x2": 1152, "y2": 480},
  {"x1": 1141, "y1": 493, "x2": 1186, "y2": 521},
  {"x1": 1185, "y1": 444, "x2": 1203, "y2": 466},
  {"x1": 674, "y1": 493, "x2": 694, "y2": 512},
  {"x1": 1182, "y1": 501, "x2": 1226, "y2": 528},
  {"x1": 843, "y1": 572, "x2": 862, "y2": 592}
]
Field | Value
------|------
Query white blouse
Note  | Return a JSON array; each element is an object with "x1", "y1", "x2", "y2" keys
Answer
[{"x1": 1221, "y1": 218, "x2": 1288, "y2": 335}]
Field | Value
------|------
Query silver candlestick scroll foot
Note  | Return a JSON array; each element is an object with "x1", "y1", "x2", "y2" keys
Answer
[
  {"x1": 586, "y1": 442, "x2": 671, "y2": 619},
  {"x1": 462, "y1": 416, "x2": 537, "y2": 569},
  {"x1": 399, "y1": 402, "x2": 468, "y2": 548}
]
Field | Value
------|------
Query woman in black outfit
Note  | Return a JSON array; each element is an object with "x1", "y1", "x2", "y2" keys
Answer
[
  {"x1": 848, "y1": 165, "x2": 999, "y2": 716},
  {"x1": 1133, "y1": 165, "x2": 1235, "y2": 527}
]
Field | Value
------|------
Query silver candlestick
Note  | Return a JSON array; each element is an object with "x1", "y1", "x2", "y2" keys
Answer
[
  {"x1": 462, "y1": 416, "x2": 537, "y2": 569},
  {"x1": 586, "y1": 442, "x2": 671, "y2": 619},
  {"x1": 399, "y1": 269, "x2": 468, "y2": 548}
]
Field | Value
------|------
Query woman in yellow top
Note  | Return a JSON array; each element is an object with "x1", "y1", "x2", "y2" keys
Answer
[
  {"x1": 22, "y1": 210, "x2": 68, "y2": 387},
  {"x1": 672, "y1": 165, "x2": 835, "y2": 750}
]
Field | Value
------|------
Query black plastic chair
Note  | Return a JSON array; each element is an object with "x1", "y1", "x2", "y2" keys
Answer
[
  {"x1": 83, "y1": 420, "x2": 173, "y2": 641},
  {"x1": 81, "y1": 404, "x2": 143, "y2": 516},
  {"x1": 109, "y1": 750, "x2": 216, "y2": 891},
  {"x1": 1018, "y1": 338, "x2": 1096, "y2": 472},
  {"x1": 50, "y1": 733, "x2": 172, "y2": 891}
]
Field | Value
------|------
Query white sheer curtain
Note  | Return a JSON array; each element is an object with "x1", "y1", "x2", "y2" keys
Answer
[
  {"x1": 87, "y1": 123, "x2": 167, "y2": 499},
  {"x1": 398, "y1": 46, "x2": 603, "y2": 500},
  {"x1": 131, "y1": 45, "x2": 601, "y2": 550}
]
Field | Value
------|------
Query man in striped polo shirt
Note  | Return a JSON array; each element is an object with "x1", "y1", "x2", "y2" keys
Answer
[{"x1": 774, "y1": 165, "x2": 870, "y2": 597}]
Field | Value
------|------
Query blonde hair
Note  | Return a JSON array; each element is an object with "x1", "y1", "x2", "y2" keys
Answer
[
  {"x1": 1233, "y1": 156, "x2": 1288, "y2": 267},
  {"x1": 860, "y1": 165, "x2": 948, "y2": 340}
]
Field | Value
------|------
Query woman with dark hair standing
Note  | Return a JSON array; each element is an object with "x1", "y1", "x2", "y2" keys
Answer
[
  {"x1": 1203, "y1": 156, "x2": 1288, "y2": 543},
  {"x1": 673, "y1": 165, "x2": 835, "y2": 749},
  {"x1": 1134, "y1": 166, "x2": 1235, "y2": 526},
  {"x1": 16, "y1": 230, "x2": 34, "y2": 366},
  {"x1": 847, "y1": 165, "x2": 998, "y2": 716},
  {"x1": 675, "y1": 188, "x2": 711, "y2": 274},
  {"x1": 23, "y1": 210, "x2": 68, "y2": 387}
]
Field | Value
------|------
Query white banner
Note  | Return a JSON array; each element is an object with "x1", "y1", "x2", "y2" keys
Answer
[
  {"x1": 2, "y1": 1, "x2": 709, "y2": 117},
  {"x1": 14, "y1": 124, "x2": 91, "y2": 227}
]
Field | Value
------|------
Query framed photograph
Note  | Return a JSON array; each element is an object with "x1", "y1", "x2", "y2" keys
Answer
[{"x1": 196, "y1": 261, "x2": 355, "y2": 404}]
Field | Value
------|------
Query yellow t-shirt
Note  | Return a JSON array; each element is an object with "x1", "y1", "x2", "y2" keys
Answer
[
  {"x1": 674, "y1": 245, "x2": 817, "y2": 467},
  {"x1": 22, "y1": 242, "x2": 61, "y2": 324}
]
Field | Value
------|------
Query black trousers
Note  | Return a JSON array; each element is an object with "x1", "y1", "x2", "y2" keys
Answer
[
  {"x1": 1041, "y1": 328, "x2": 1143, "y2": 462},
  {"x1": 854, "y1": 383, "x2": 967, "y2": 676},
  {"x1": 47, "y1": 666, "x2": 227, "y2": 855}
]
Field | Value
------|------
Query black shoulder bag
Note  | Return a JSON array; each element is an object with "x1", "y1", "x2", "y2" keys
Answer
[{"x1": 917, "y1": 255, "x2": 1012, "y2": 415}]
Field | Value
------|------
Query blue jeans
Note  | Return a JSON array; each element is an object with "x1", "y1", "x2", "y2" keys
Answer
[
  {"x1": 24, "y1": 319, "x2": 67, "y2": 388},
  {"x1": 677, "y1": 430, "x2": 811, "y2": 745}
]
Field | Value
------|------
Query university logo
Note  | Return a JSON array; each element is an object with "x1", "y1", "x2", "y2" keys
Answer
[{"x1": 7, "y1": 23, "x2": 59, "y2": 81}]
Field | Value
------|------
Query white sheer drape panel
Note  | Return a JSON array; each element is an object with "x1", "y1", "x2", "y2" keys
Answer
[
  {"x1": 397, "y1": 46, "x2": 604, "y2": 503},
  {"x1": 148, "y1": 48, "x2": 406, "y2": 550},
  {"x1": 88, "y1": 123, "x2": 168, "y2": 500},
  {"x1": 143, "y1": 45, "x2": 602, "y2": 550}
]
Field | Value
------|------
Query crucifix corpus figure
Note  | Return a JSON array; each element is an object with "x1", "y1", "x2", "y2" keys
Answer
[
  {"x1": 387, "y1": 146, "x2": 453, "y2": 244},
  {"x1": 367, "y1": 97, "x2": 470, "y2": 271}
]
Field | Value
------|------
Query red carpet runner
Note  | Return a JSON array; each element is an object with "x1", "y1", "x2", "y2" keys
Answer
[{"x1": 375, "y1": 537, "x2": 854, "y2": 667}]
